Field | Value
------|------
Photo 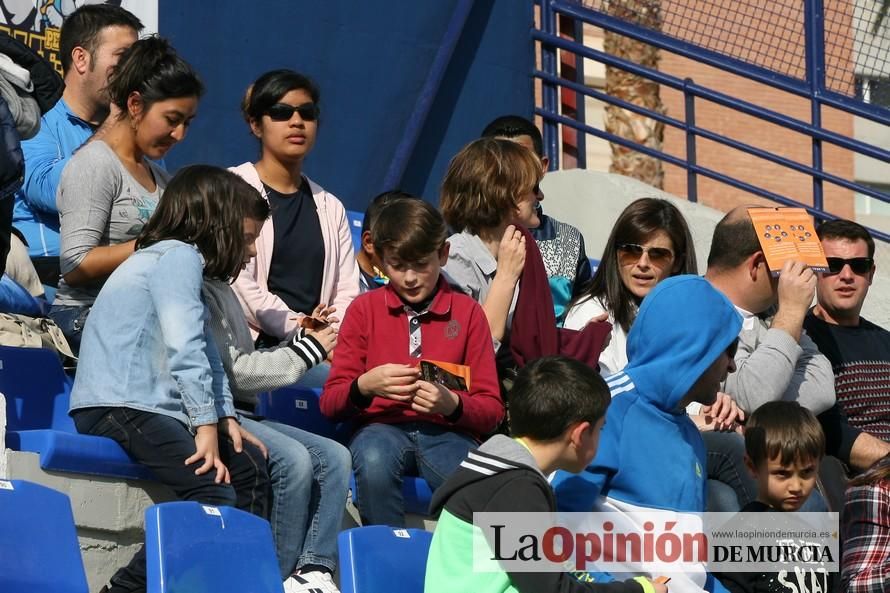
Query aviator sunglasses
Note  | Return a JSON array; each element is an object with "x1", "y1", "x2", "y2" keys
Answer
[
  {"x1": 616, "y1": 243, "x2": 675, "y2": 266},
  {"x1": 265, "y1": 102, "x2": 320, "y2": 122},
  {"x1": 824, "y1": 257, "x2": 873, "y2": 275}
]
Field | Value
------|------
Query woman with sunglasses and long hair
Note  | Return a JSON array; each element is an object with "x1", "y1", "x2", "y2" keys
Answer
[
  {"x1": 51, "y1": 36, "x2": 202, "y2": 352},
  {"x1": 564, "y1": 197, "x2": 697, "y2": 375},
  {"x1": 231, "y1": 70, "x2": 359, "y2": 372}
]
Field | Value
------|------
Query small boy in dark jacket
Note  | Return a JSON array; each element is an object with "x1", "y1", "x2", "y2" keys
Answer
[
  {"x1": 717, "y1": 401, "x2": 832, "y2": 593},
  {"x1": 424, "y1": 356, "x2": 665, "y2": 593}
]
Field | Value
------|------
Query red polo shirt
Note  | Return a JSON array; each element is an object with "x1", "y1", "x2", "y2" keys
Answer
[{"x1": 320, "y1": 277, "x2": 503, "y2": 440}]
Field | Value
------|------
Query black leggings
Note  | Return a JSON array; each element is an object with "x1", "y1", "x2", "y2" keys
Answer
[{"x1": 73, "y1": 407, "x2": 270, "y2": 593}]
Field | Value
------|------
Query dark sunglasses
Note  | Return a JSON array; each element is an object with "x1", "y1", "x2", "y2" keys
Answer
[
  {"x1": 265, "y1": 102, "x2": 320, "y2": 122},
  {"x1": 616, "y1": 243, "x2": 674, "y2": 265},
  {"x1": 824, "y1": 256, "x2": 873, "y2": 275}
]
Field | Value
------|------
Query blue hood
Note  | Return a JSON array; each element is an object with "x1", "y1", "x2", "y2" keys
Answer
[
  {"x1": 553, "y1": 275, "x2": 743, "y2": 514},
  {"x1": 624, "y1": 275, "x2": 742, "y2": 413}
]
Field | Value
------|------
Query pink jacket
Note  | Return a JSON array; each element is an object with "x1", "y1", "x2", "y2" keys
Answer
[{"x1": 230, "y1": 162, "x2": 360, "y2": 339}]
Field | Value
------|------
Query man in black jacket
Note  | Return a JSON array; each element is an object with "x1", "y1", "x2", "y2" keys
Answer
[{"x1": 0, "y1": 31, "x2": 63, "y2": 278}]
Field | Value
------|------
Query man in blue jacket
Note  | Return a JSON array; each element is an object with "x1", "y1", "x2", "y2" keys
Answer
[
  {"x1": 12, "y1": 4, "x2": 141, "y2": 285},
  {"x1": 553, "y1": 275, "x2": 742, "y2": 593}
]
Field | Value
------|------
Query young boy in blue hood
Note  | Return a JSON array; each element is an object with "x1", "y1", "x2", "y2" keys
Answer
[{"x1": 552, "y1": 275, "x2": 742, "y2": 593}]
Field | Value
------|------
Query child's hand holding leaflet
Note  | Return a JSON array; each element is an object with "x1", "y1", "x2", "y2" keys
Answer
[
  {"x1": 419, "y1": 360, "x2": 470, "y2": 391},
  {"x1": 415, "y1": 360, "x2": 472, "y2": 417}
]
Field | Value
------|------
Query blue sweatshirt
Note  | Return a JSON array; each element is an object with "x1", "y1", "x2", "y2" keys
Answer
[
  {"x1": 13, "y1": 98, "x2": 93, "y2": 257},
  {"x1": 552, "y1": 275, "x2": 742, "y2": 593}
]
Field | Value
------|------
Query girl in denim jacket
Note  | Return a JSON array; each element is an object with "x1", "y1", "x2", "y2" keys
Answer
[{"x1": 69, "y1": 165, "x2": 271, "y2": 593}]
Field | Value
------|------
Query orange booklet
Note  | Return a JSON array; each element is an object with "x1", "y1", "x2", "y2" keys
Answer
[
  {"x1": 419, "y1": 359, "x2": 471, "y2": 391},
  {"x1": 747, "y1": 207, "x2": 829, "y2": 275}
]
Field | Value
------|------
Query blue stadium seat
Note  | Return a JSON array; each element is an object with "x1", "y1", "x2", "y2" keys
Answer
[
  {"x1": 255, "y1": 386, "x2": 354, "y2": 444},
  {"x1": 0, "y1": 345, "x2": 153, "y2": 480},
  {"x1": 0, "y1": 479, "x2": 89, "y2": 593},
  {"x1": 346, "y1": 210, "x2": 364, "y2": 254},
  {"x1": 401, "y1": 475, "x2": 434, "y2": 515},
  {"x1": 338, "y1": 526, "x2": 432, "y2": 593},
  {"x1": 145, "y1": 501, "x2": 282, "y2": 593},
  {"x1": 349, "y1": 473, "x2": 433, "y2": 517}
]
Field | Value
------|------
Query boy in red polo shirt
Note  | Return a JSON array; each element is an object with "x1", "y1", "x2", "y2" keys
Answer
[{"x1": 321, "y1": 197, "x2": 504, "y2": 527}]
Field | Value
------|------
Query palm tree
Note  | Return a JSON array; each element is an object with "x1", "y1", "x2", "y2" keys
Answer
[
  {"x1": 873, "y1": 0, "x2": 888, "y2": 34},
  {"x1": 603, "y1": 0, "x2": 666, "y2": 189}
]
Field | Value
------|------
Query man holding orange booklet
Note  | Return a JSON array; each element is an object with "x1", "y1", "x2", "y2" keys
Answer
[
  {"x1": 705, "y1": 206, "x2": 836, "y2": 418},
  {"x1": 706, "y1": 208, "x2": 890, "y2": 503}
]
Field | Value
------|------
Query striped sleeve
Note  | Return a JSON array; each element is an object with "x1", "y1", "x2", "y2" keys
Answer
[
  {"x1": 458, "y1": 450, "x2": 521, "y2": 476},
  {"x1": 204, "y1": 283, "x2": 315, "y2": 398},
  {"x1": 289, "y1": 333, "x2": 327, "y2": 368}
]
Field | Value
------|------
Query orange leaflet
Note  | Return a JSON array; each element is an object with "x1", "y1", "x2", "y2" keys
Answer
[
  {"x1": 747, "y1": 207, "x2": 829, "y2": 275},
  {"x1": 419, "y1": 360, "x2": 472, "y2": 391}
]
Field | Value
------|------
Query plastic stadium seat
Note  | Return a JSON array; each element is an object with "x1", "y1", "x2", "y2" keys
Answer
[
  {"x1": 255, "y1": 386, "x2": 354, "y2": 444},
  {"x1": 338, "y1": 526, "x2": 432, "y2": 593},
  {"x1": 0, "y1": 345, "x2": 153, "y2": 480},
  {"x1": 145, "y1": 501, "x2": 283, "y2": 593},
  {"x1": 346, "y1": 210, "x2": 364, "y2": 254},
  {"x1": 400, "y1": 475, "x2": 434, "y2": 515},
  {"x1": 0, "y1": 479, "x2": 89, "y2": 593},
  {"x1": 349, "y1": 473, "x2": 434, "y2": 517}
]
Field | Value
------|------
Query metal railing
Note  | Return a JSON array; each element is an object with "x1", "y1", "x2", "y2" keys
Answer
[{"x1": 535, "y1": 0, "x2": 890, "y2": 242}]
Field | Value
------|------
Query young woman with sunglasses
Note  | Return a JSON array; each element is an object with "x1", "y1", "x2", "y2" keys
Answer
[
  {"x1": 564, "y1": 197, "x2": 697, "y2": 375},
  {"x1": 231, "y1": 70, "x2": 359, "y2": 372},
  {"x1": 51, "y1": 36, "x2": 203, "y2": 351}
]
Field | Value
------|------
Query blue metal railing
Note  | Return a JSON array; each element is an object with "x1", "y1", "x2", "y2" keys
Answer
[{"x1": 535, "y1": 0, "x2": 890, "y2": 243}]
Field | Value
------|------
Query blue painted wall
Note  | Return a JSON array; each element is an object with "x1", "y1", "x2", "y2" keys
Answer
[{"x1": 159, "y1": 0, "x2": 533, "y2": 212}]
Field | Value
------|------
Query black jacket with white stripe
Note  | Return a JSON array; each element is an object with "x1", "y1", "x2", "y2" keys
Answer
[{"x1": 428, "y1": 434, "x2": 645, "y2": 593}]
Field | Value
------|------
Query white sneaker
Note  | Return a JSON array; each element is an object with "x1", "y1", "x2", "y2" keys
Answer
[{"x1": 283, "y1": 570, "x2": 341, "y2": 593}]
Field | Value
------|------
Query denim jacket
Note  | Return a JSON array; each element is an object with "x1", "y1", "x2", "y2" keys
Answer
[{"x1": 70, "y1": 240, "x2": 236, "y2": 429}]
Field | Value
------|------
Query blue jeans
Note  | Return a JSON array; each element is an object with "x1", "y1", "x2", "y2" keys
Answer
[
  {"x1": 704, "y1": 431, "x2": 756, "y2": 511},
  {"x1": 48, "y1": 303, "x2": 90, "y2": 354},
  {"x1": 296, "y1": 361, "x2": 330, "y2": 390},
  {"x1": 350, "y1": 422, "x2": 477, "y2": 527},
  {"x1": 72, "y1": 407, "x2": 269, "y2": 593},
  {"x1": 239, "y1": 416, "x2": 351, "y2": 578}
]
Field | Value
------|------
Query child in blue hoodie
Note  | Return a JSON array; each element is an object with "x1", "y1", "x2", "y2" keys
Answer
[{"x1": 552, "y1": 275, "x2": 742, "y2": 593}]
